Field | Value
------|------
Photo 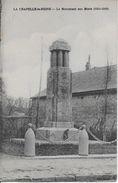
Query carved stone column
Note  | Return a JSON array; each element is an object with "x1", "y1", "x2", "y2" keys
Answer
[
  {"x1": 57, "y1": 50, "x2": 63, "y2": 67},
  {"x1": 64, "y1": 51, "x2": 69, "y2": 67},
  {"x1": 51, "y1": 51, "x2": 57, "y2": 67}
]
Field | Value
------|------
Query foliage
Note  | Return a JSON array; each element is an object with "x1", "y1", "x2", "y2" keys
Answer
[
  {"x1": 2, "y1": 96, "x2": 30, "y2": 116},
  {"x1": 106, "y1": 130, "x2": 117, "y2": 142},
  {"x1": 89, "y1": 126, "x2": 116, "y2": 142},
  {"x1": 3, "y1": 117, "x2": 29, "y2": 139}
]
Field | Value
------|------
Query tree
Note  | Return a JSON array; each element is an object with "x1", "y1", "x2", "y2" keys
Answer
[
  {"x1": 0, "y1": 77, "x2": 3, "y2": 150},
  {"x1": 90, "y1": 63, "x2": 112, "y2": 141}
]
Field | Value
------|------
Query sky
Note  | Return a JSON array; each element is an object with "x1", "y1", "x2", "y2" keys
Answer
[{"x1": 1, "y1": 0, "x2": 117, "y2": 98}]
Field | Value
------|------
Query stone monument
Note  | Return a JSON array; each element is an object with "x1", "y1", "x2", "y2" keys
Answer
[{"x1": 36, "y1": 40, "x2": 78, "y2": 141}]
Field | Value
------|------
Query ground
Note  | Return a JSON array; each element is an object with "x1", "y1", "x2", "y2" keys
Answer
[{"x1": 0, "y1": 153, "x2": 116, "y2": 181}]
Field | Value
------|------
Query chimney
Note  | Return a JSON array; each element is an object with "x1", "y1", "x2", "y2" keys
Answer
[{"x1": 85, "y1": 55, "x2": 91, "y2": 71}]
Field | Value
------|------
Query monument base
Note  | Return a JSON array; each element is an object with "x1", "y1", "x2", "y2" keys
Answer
[
  {"x1": 36, "y1": 127, "x2": 79, "y2": 142},
  {"x1": 2, "y1": 138, "x2": 117, "y2": 156}
]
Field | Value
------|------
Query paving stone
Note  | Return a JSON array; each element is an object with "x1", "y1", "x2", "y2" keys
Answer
[
  {"x1": 55, "y1": 175, "x2": 75, "y2": 182},
  {"x1": 75, "y1": 175, "x2": 96, "y2": 182}
]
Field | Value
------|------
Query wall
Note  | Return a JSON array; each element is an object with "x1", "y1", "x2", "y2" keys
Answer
[
  {"x1": 31, "y1": 98, "x2": 46, "y2": 127},
  {"x1": 72, "y1": 92, "x2": 117, "y2": 130}
]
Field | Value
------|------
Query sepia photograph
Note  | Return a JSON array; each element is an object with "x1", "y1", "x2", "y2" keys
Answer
[{"x1": 0, "y1": 0, "x2": 117, "y2": 182}]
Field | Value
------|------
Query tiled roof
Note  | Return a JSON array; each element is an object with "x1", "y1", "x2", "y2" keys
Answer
[
  {"x1": 32, "y1": 65, "x2": 117, "y2": 99},
  {"x1": 72, "y1": 65, "x2": 116, "y2": 93}
]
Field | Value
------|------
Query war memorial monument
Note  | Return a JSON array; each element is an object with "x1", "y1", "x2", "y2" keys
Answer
[{"x1": 36, "y1": 40, "x2": 78, "y2": 142}]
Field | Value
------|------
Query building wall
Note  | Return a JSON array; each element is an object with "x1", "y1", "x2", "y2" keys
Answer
[
  {"x1": 72, "y1": 92, "x2": 117, "y2": 130},
  {"x1": 31, "y1": 92, "x2": 117, "y2": 130},
  {"x1": 31, "y1": 98, "x2": 46, "y2": 127}
]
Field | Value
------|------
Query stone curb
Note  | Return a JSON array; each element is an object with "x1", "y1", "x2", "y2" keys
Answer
[
  {"x1": 21, "y1": 154, "x2": 117, "y2": 160},
  {"x1": 1, "y1": 174, "x2": 116, "y2": 182}
]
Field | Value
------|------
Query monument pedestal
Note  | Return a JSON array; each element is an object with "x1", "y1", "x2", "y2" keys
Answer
[{"x1": 36, "y1": 126, "x2": 79, "y2": 142}]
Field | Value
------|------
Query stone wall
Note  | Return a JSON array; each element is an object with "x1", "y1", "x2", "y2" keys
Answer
[
  {"x1": 72, "y1": 92, "x2": 117, "y2": 130},
  {"x1": 31, "y1": 91, "x2": 117, "y2": 132}
]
